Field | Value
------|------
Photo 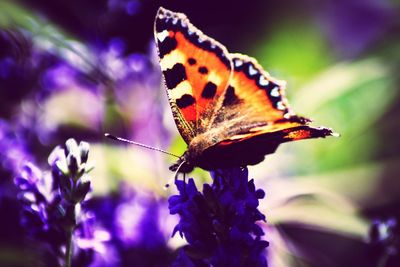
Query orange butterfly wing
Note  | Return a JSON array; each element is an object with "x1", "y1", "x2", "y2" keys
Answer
[
  {"x1": 154, "y1": 7, "x2": 232, "y2": 144},
  {"x1": 210, "y1": 53, "x2": 335, "y2": 149},
  {"x1": 155, "y1": 8, "x2": 336, "y2": 172},
  {"x1": 193, "y1": 54, "x2": 336, "y2": 170}
]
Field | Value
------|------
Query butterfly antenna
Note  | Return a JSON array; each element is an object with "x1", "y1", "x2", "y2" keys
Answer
[
  {"x1": 104, "y1": 133, "x2": 180, "y2": 158},
  {"x1": 163, "y1": 160, "x2": 187, "y2": 190}
]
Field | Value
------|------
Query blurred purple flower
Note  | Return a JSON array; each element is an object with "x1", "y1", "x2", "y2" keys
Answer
[
  {"x1": 14, "y1": 138, "x2": 107, "y2": 266},
  {"x1": 169, "y1": 167, "x2": 269, "y2": 266},
  {"x1": 369, "y1": 218, "x2": 400, "y2": 267},
  {"x1": 114, "y1": 194, "x2": 174, "y2": 256},
  {"x1": 98, "y1": 38, "x2": 128, "y2": 80},
  {"x1": 125, "y1": 1, "x2": 141, "y2": 16},
  {"x1": 38, "y1": 58, "x2": 101, "y2": 104},
  {"x1": 98, "y1": 38, "x2": 160, "y2": 86},
  {"x1": 0, "y1": 29, "x2": 72, "y2": 109},
  {"x1": 2, "y1": 27, "x2": 167, "y2": 150},
  {"x1": 0, "y1": 57, "x2": 15, "y2": 79},
  {"x1": 114, "y1": 195, "x2": 148, "y2": 246},
  {"x1": 101, "y1": 40, "x2": 169, "y2": 147},
  {"x1": 318, "y1": 0, "x2": 395, "y2": 58},
  {"x1": 107, "y1": 0, "x2": 141, "y2": 16},
  {"x1": 87, "y1": 184, "x2": 175, "y2": 266},
  {"x1": 0, "y1": 120, "x2": 33, "y2": 177},
  {"x1": 41, "y1": 63, "x2": 79, "y2": 91}
]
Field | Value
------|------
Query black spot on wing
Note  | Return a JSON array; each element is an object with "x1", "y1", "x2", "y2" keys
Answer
[
  {"x1": 188, "y1": 58, "x2": 196, "y2": 65},
  {"x1": 158, "y1": 37, "x2": 177, "y2": 58},
  {"x1": 155, "y1": 18, "x2": 167, "y2": 33},
  {"x1": 201, "y1": 82, "x2": 217, "y2": 99},
  {"x1": 163, "y1": 63, "x2": 187, "y2": 89},
  {"x1": 222, "y1": 86, "x2": 241, "y2": 106},
  {"x1": 176, "y1": 94, "x2": 195, "y2": 108},
  {"x1": 198, "y1": 66, "x2": 208, "y2": 74}
]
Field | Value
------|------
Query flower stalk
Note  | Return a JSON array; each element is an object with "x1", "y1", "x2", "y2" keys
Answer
[{"x1": 66, "y1": 227, "x2": 73, "y2": 267}]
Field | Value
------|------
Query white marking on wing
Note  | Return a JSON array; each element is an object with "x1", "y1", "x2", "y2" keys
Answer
[
  {"x1": 160, "y1": 50, "x2": 185, "y2": 71},
  {"x1": 157, "y1": 30, "x2": 169, "y2": 43},
  {"x1": 168, "y1": 80, "x2": 192, "y2": 99}
]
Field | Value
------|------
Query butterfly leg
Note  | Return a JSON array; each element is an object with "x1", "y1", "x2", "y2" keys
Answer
[
  {"x1": 164, "y1": 161, "x2": 188, "y2": 190},
  {"x1": 183, "y1": 172, "x2": 187, "y2": 194}
]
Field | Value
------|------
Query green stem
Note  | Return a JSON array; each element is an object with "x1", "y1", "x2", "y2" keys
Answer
[{"x1": 65, "y1": 228, "x2": 73, "y2": 267}]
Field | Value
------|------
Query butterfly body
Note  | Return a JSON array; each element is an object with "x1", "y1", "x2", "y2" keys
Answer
[{"x1": 155, "y1": 7, "x2": 336, "y2": 173}]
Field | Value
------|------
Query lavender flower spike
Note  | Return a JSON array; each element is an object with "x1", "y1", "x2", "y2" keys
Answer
[
  {"x1": 169, "y1": 167, "x2": 269, "y2": 267},
  {"x1": 15, "y1": 138, "x2": 98, "y2": 267},
  {"x1": 49, "y1": 139, "x2": 92, "y2": 204}
]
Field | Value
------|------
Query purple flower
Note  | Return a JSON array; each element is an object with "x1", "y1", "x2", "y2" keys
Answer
[
  {"x1": 368, "y1": 218, "x2": 400, "y2": 267},
  {"x1": 49, "y1": 139, "x2": 92, "y2": 201},
  {"x1": 14, "y1": 138, "x2": 105, "y2": 266},
  {"x1": 0, "y1": 56, "x2": 15, "y2": 79},
  {"x1": 86, "y1": 184, "x2": 176, "y2": 266},
  {"x1": 41, "y1": 63, "x2": 80, "y2": 92},
  {"x1": 114, "y1": 194, "x2": 165, "y2": 247},
  {"x1": 169, "y1": 167, "x2": 269, "y2": 266},
  {"x1": 0, "y1": 120, "x2": 33, "y2": 177},
  {"x1": 318, "y1": 0, "x2": 396, "y2": 58},
  {"x1": 105, "y1": 41, "x2": 170, "y2": 147},
  {"x1": 107, "y1": 0, "x2": 141, "y2": 16}
]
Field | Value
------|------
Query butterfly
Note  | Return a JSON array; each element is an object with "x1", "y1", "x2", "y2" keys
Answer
[{"x1": 154, "y1": 7, "x2": 336, "y2": 173}]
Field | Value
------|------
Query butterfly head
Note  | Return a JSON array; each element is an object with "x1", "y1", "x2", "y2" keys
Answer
[{"x1": 169, "y1": 153, "x2": 194, "y2": 173}]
